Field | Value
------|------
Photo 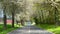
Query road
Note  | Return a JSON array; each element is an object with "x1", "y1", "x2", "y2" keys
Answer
[{"x1": 8, "y1": 26, "x2": 53, "y2": 34}]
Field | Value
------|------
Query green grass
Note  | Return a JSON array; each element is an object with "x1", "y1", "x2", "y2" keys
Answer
[
  {"x1": 0, "y1": 24, "x2": 18, "y2": 34},
  {"x1": 37, "y1": 24, "x2": 60, "y2": 34}
]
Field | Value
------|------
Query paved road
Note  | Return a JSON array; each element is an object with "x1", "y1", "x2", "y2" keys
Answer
[{"x1": 8, "y1": 26, "x2": 53, "y2": 34}]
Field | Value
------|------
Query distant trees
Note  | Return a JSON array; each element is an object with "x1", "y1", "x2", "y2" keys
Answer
[
  {"x1": 33, "y1": 0, "x2": 60, "y2": 25},
  {"x1": 44, "y1": 0, "x2": 60, "y2": 25}
]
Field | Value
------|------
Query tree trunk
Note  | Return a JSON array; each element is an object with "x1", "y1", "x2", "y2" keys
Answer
[
  {"x1": 12, "y1": 12, "x2": 14, "y2": 28},
  {"x1": 41, "y1": 10, "x2": 44, "y2": 24},
  {"x1": 3, "y1": 14, "x2": 7, "y2": 29},
  {"x1": 3, "y1": 6, "x2": 7, "y2": 29},
  {"x1": 54, "y1": 7, "x2": 58, "y2": 26}
]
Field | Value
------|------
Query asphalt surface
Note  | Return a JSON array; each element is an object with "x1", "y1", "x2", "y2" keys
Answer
[{"x1": 8, "y1": 26, "x2": 53, "y2": 34}]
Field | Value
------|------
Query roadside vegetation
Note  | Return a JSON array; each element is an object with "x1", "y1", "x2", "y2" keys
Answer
[{"x1": 36, "y1": 24, "x2": 60, "y2": 34}]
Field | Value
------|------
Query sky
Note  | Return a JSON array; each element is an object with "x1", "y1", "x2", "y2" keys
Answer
[
  {"x1": 0, "y1": 9, "x2": 12, "y2": 18},
  {"x1": 0, "y1": 9, "x2": 3, "y2": 18}
]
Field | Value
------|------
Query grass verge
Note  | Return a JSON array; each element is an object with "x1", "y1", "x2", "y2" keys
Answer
[
  {"x1": 0, "y1": 24, "x2": 18, "y2": 34},
  {"x1": 36, "y1": 24, "x2": 60, "y2": 34}
]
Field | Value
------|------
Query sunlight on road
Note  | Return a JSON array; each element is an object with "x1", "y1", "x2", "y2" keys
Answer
[{"x1": 28, "y1": 30, "x2": 31, "y2": 33}]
